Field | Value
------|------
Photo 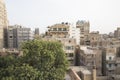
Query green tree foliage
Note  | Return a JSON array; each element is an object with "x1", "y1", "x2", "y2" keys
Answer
[
  {"x1": 0, "y1": 40, "x2": 68, "y2": 80},
  {"x1": 0, "y1": 64, "x2": 40, "y2": 80}
]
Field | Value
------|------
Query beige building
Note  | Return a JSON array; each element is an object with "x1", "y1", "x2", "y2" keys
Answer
[
  {"x1": 99, "y1": 38, "x2": 120, "y2": 48},
  {"x1": 47, "y1": 22, "x2": 80, "y2": 44},
  {"x1": 0, "y1": 48, "x2": 23, "y2": 56},
  {"x1": 47, "y1": 22, "x2": 70, "y2": 38},
  {"x1": 85, "y1": 31, "x2": 101, "y2": 47},
  {"x1": 80, "y1": 46, "x2": 102, "y2": 76},
  {"x1": 42, "y1": 37, "x2": 76, "y2": 65},
  {"x1": 76, "y1": 20, "x2": 90, "y2": 45},
  {"x1": 102, "y1": 47, "x2": 120, "y2": 77},
  {"x1": 68, "y1": 66, "x2": 96, "y2": 80},
  {"x1": 0, "y1": 0, "x2": 8, "y2": 48},
  {"x1": 56, "y1": 38, "x2": 76, "y2": 65},
  {"x1": 68, "y1": 66, "x2": 120, "y2": 80},
  {"x1": 45, "y1": 22, "x2": 80, "y2": 65},
  {"x1": 114, "y1": 27, "x2": 120, "y2": 39}
]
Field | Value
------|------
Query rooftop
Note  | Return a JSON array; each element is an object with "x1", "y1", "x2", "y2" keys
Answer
[
  {"x1": 69, "y1": 66, "x2": 91, "y2": 75},
  {"x1": 81, "y1": 46, "x2": 95, "y2": 54}
]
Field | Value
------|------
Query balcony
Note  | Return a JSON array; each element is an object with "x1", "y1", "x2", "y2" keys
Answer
[{"x1": 49, "y1": 28, "x2": 69, "y2": 32}]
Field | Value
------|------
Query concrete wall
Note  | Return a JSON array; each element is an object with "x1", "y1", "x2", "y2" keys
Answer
[{"x1": 69, "y1": 69, "x2": 81, "y2": 80}]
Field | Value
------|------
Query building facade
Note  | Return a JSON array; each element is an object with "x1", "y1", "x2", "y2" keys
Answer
[
  {"x1": 114, "y1": 27, "x2": 120, "y2": 39},
  {"x1": 47, "y1": 22, "x2": 80, "y2": 45},
  {"x1": 45, "y1": 22, "x2": 80, "y2": 65},
  {"x1": 42, "y1": 37, "x2": 76, "y2": 65},
  {"x1": 8, "y1": 25, "x2": 33, "y2": 49},
  {"x1": 85, "y1": 31, "x2": 101, "y2": 47},
  {"x1": 0, "y1": 0, "x2": 8, "y2": 48},
  {"x1": 80, "y1": 46, "x2": 102, "y2": 76},
  {"x1": 47, "y1": 22, "x2": 70, "y2": 38},
  {"x1": 76, "y1": 20, "x2": 90, "y2": 45},
  {"x1": 102, "y1": 47, "x2": 120, "y2": 76},
  {"x1": 69, "y1": 24, "x2": 80, "y2": 45},
  {"x1": 35, "y1": 28, "x2": 39, "y2": 35}
]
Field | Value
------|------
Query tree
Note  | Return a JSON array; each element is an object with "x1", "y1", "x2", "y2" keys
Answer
[
  {"x1": 0, "y1": 64, "x2": 40, "y2": 80},
  {"x1": 21, "y1": 40, "x2": 68, "y2": 80},
  {"x1": 0, "y1": 40, "x2": 68, "y2": 80}
]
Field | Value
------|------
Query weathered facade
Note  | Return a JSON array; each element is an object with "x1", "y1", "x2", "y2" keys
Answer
[
  {"x1": 0, "y1": 0, "x2": 8, "y2": 48},
  {"x1": 76, "y1": 20, "x2": 90, "y2": 45},
  {"x1": 8, "y1": 25, "x2": 33, "y2": 49},
  {"x1": 80, "y1": 46, "x2": 102, "y2": 76}
]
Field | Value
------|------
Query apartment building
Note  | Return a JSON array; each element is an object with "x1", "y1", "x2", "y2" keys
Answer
[
  {"x1": 0, "y1": 0, "x2": 8, "y2": 48},
  {"x1": 8, "y1": 25, "x2": 33, "y2": 49},
  {"x1": 45, "y1": 22, "x2": 80, "y2": 65},
  {"x1": 85, "y1": 31, "x2": 101, "y2": 47},
  {"x1": 35, "y1": 28, "x2": 39, "y2": 35},
  {"x1": 114, "y1": 27, "x2": 120, "y2": 39},
  {"x1": 47, "y1": 22, "x2": 70, "y2": 38},
  {"x1": 76, "y1": 20, "x2": 90, "y2": 45},
  {"x1": 102, "y1": 47, "x2": 120, "y2": 76},
  {"x1": 80, "y1": 46, "x2": 102, "y2": 76},
  {"x1": 42, "y1": 37, "x2": 76, "y2": 65}
]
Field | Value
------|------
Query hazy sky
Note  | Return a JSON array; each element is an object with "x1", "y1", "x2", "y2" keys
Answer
[{"x1": 5, "y1": 0, "x2": 120, "y2": 33}]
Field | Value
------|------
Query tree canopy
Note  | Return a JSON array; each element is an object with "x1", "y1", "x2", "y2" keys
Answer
[{"x1": 0, "y1": 40, "x2": 68, "y2": 80}]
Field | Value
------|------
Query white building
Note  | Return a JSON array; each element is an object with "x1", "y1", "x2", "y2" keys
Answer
[{"x1": 69, "y1": 23, "x2": 80, "y2": 45}]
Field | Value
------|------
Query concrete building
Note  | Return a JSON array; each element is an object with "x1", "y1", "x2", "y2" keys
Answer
[
  {"x1": 76, "y1": 20, "x2": 90, "y2": 45},
  {"x1": 0, "y1": 0, "x2": 8, "y2": 48},
  {"x1": 0, "y1": 48, "x2": 23, "y2": 56},
  {"x1": 34, "y1": 28, "x2": 40, "y2": 39},
  {"x1": 80, "y1": 46, "x2": 102, "y2": 76},
  {"x1": 102, "y1": 47, "x2": 120, "y2": 76},
  {"x1": 68, "y1": 66, "x2": 97, "y2": 80},
  {"x1": 85, "y1": 31, "x2": 101, "y2": 47},
  {"x1": 35, "y1": 28, "x2": 39, "y2": 35},
  {"x1": 109, "y1": 32, "x2": 114, "y2": 38},
  {"x1": 114, "y1": 27, "x2": 120, "y2": 39},
  {"x1": 47, "y1": 22, "x2": 70, "y2": 38},
  {"x1": 68, "y1": 66, "x2": 120, "y2": 80},
  {"x1": 46, "y1": 22, "x2": 80, "y2": 65},
  {"x1": 69, "y1": 24, "x2": 80, "y2": 45},
  {"x1": 56, "y1": 38, "x2": 76, "y2": 65},
  {"x1": 47, "y1": 22, "x2": 80, "y2": 45},
  {"x1": 99, "y1": 38, "x2": 120, "y2": 48},
  {"x1": 8, "y1": 25, "x2": 33, "y2": 49},
  {"x1": 42, "y1": 37, "x2": 76, "y2": 65}
]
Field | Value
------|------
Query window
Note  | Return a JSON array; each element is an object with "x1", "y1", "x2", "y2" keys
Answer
[
  {"x1": 58, "y1": 40, "x2": 61, "y2": 42},
  {"x1": 115, "y1": 64, "x2": 117, "y2": 67},
  {"x1": 53, "y1": 28, "x2": 57, "y2": 31},
  {"x1": 58, "y1": 28, "x2": 62, "y2": 31},
  {"x1": 71, "y1": 46, "x2": 74, "y2": 50},
  {"x1": 69, "y1": 40, "x2": 71, "y2": 43},
  {"x1": 92, "y1": 54, "x2": 94, "y2": 57},
  {"x1": 10, "y1": 36, "x2": 13, "y2": 38},
  {"x1": 66, "y1": 46, "x2": 71, "y2": 50},
  {"x1": 109, "y1": 57, "x2": 112, "y2": 60},
  {"x1": 69, "y1": 53, "x2": 73, "y2": 57},
  {"x1": 63, "y1": 28, "x2": 67, "y2": 31},
  {"x1": 66, "y1": 46, "x2": 74, "y2": 50},
  {"x1": 9, "y1": 30, "x2": 12, "y2": 32},
  {"x1": 109, "y1": 64, "x2": 112, "y2": 67}
]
